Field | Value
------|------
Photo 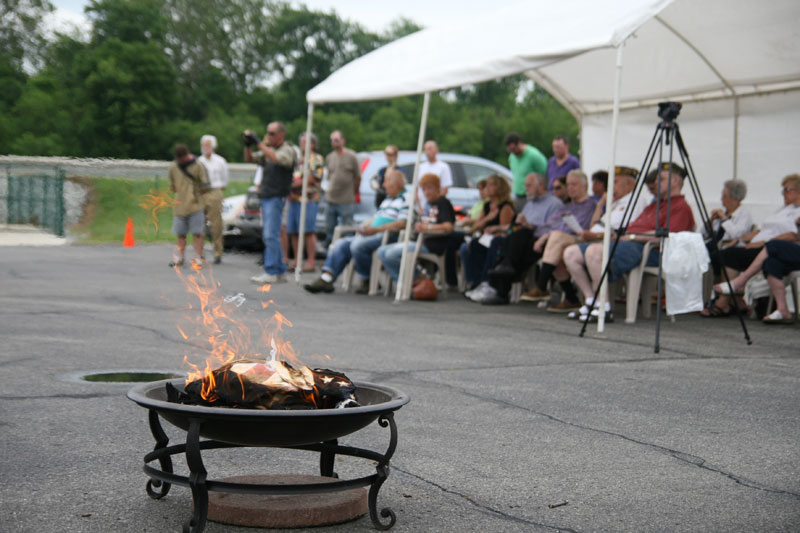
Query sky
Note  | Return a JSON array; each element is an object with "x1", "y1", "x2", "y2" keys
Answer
[{"x1": 48, "y1": 0, "x2": 520, "y2": 35}]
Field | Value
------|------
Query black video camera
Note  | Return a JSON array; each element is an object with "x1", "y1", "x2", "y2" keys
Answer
[
  {"x1": 242, "y1": 131, "x2": 261, "y2": 147},
  {"x1": 658, "y1": 101, "x2": 682, "y2": 122}
]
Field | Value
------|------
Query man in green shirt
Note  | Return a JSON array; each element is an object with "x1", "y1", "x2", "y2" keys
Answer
[{"x1": 505, "y1": 132, "x2": 547, "y2": 211}]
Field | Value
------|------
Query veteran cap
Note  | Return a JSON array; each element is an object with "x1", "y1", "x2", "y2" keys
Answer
[
  {"x1": 659, "y1": 162, "x2": 687, "y2": 178},
  {"x1": 614, "y1": 166, "x2": 638, "y2": 178}
]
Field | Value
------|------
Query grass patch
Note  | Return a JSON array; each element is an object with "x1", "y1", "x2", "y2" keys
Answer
[{"x1": 77, "y1": 177, "x2": 252, "y2": 243}]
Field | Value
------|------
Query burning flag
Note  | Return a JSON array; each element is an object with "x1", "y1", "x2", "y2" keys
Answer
[{"x1": 170, "y1": 261, "x2": 358, "y2": 410}]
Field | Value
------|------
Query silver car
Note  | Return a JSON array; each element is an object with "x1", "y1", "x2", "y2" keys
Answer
[{"x1": 316, "y1": 150, "x2": 512, "y2": 234}]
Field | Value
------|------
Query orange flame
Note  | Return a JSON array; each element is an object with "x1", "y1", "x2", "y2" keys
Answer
[
  {"x1": 139, "y1": 188, "x2": 175, "y2": 232},
  {"x1": 172, "y1": 264, "x2": 308, "y2": 402}
]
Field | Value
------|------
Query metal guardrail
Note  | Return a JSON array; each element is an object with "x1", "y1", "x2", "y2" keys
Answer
[{"x1": 1, "y1": 165, "x2": 65, "y2": 236}]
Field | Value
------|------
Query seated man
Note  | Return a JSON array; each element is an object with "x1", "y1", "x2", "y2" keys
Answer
[
  {"x1": 565, "y1": 162, "x2": 695, "y2": 322},
  {"x1": 562, "y1": 165, "x2": 648, "y2": 318},
  {"x1": 377, "y1": 173, "x2": 455, "y2": 283},
  {"x1": 480, "y1": 172, "x2": 563, "y2": 304},
  {"x1": 304, "y1": 170, "x2": 409, "y2": 294},
  {"x1": 519, "y1": 169, "x2": 596, "y2": 308}
]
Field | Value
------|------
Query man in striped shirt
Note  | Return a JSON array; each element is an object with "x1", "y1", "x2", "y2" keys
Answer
[{"x1": 304, "y1": 170, "x2": 410, "y2": 294}]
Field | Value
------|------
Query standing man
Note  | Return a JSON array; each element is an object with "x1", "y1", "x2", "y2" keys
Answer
[
  {"x1": 168, "y1": 144, "x2": 209, "y2": 268},
  {"x1": 245, "y1": 122, "x2": 296, "y2": 284},
  {"x1": 417, "y1": 140, "x2": 452, "y2": 211},
  {"x1": 505, "y1": 133, "x2": 547, "y2": 211},
  {"x1": 198, "y1": 134, "x2": 229, "y2": 264},
  {"x1": 545, "y1": 135, "x2": 581, "y2": 192},
  {"x1": 323, "y1": 130, "x2": 360, "y2": 249}
]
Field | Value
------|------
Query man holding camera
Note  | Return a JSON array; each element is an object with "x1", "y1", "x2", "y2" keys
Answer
[{"x1": 244, "y1": 122, "x2": 297, "y2": 284}]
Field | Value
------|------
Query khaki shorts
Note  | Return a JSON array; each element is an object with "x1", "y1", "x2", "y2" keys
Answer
[{"x1": 172, "y1": 211, "x2": 205, "y2": 236}]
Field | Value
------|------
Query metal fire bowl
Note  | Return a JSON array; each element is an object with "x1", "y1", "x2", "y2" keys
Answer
[{"x1": 127, "y1": 379, "x2": 410, "y2": 447}]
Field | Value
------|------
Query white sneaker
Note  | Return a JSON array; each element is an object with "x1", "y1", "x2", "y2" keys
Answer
[
  {"x1": 250, "y1": 272, "x2": 287, "y2": 284},
  {"x1": 464, "y1": 281, "x2": 489, "y2": 299},
  {"x1": 468, "y1": 283, "x2": 496, "y2": 302}
]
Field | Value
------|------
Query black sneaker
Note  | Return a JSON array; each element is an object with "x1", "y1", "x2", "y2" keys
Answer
[
  {"x1": 488, "y1": 263, "x2": 515, "y2": 278},
  {"x1": 213, "y1": 256, "x2": 222, "y2": 265},
  {"x1": 304, "y1": 277, "x2": 334, "y2": 294},
  {"x1": 480, "y1": 294, "x2": 510, "y2": 306},
  {"x1": 355, "y1": 280, "x2": 370, "y2": 295}
]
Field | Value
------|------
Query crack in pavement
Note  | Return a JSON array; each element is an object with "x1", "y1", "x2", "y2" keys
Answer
[
  {"x1": 357, "y1": 353, "x2": 800, "y2": 381},
  {"x1": 393, "y1": 466, "x2": 578, "y2": 532},
  {"x1": 407, "y1": 375, "x2": 800, "y2": 501},
  {"x1": 0, "y1": 356, "x2": 38, "y2": 367},
  {"x1": 0, "y1": 392, "x2": 122, "y2": 401}
]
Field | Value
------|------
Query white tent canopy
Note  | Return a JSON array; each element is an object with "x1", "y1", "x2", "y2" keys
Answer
[{"x1": 300, "y1": 0, "x2": 800, "y2": 304}]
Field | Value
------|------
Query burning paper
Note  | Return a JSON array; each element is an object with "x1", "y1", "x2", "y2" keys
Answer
[
  {"x1": 169, "y1": 358, "x2": 359, "y2": 410},
  {"x1": 169, "y1": 261, "x2": 358, "y2": 410}
]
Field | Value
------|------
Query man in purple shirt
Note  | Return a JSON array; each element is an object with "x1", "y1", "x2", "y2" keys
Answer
[
  {"x1": 546, "y1": 135, "x2": 581, "y2": 192},
  {"x1": 521, "y1": 169, "x2": 595, "y2": 310}
]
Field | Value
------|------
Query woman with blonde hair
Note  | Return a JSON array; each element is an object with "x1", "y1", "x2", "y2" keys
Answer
[{"x1": 460, "y1": 174, "x2": 516, "y2": 293}]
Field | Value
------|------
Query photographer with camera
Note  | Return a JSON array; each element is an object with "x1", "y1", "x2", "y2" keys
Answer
[{"x1": 244, "y1": 122, "x2": 297, "y2": 284}]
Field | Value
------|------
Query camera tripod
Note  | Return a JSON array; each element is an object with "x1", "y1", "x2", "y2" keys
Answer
[{"x1": 579, "y1": 102, "x2": 752, "y2": 352}]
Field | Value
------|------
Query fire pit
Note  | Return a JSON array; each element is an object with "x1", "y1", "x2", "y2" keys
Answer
[{"x1": 128, "y1": 378, "x2": 409, "y2": 532}]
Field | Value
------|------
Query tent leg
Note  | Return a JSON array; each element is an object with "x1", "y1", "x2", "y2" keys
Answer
[
  {"x1": 395, "y1": 92, "x2": 431, "y2": 302},
  {"x1": 295, "y1": 103, "x2": 314, "y2": 283},
  {"x1": 598, "y1": 41, "x2": 625, "y2": 332}
]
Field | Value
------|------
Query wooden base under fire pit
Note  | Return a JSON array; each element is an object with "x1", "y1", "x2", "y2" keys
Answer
[{"x1": 208, "y1": 474, "x2": 367, "y2": 528}]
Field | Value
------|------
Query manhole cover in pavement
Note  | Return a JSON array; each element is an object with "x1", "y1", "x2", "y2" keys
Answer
[{"x1": 81, "y1": 371, "x2": 182, "y2": 383}]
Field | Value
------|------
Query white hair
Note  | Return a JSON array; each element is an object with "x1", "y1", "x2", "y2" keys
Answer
[{"x1": 200, "y1": 134, "x2": 217, "y2": 149}]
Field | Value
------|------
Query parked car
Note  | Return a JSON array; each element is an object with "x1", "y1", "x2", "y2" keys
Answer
[
  {"x1": 220, "y1": 151, "x2": 512, "y2": 249},
  {"x1": 220, "y1": 189, "x2": 263, "y2": 249},
  {"x1": 316, "y1": 150, "x2": 512, "y2": 236}
]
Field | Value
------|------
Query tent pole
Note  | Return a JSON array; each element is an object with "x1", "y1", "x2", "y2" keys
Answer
[
  {"x1": 733, "y1": 96, "x2": 739, "y2": 177},
  {"x1": 295, "y1": 102, "x2": 314, "y2": 283},
  {"x1": 597, "y1": 42, "x2": 625, "y2": 331},
  {"x1": 395, "y1": 91, "x2": 431, "y2": 302}
]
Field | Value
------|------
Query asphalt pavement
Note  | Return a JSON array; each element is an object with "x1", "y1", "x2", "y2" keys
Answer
[{"x1": 1, "y1": 242, "x2": 798, "y2": 532}]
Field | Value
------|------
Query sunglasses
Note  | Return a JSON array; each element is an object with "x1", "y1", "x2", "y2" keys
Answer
[
  {"x1": 553, "y1": 185, "x2": 564, "y2": 190},
  {"x1": 782, "y1": 187, "x2": 796, "y2": 193},
  {"x1": 266, "y1": 131, "x2": 279, "y2": 135}
]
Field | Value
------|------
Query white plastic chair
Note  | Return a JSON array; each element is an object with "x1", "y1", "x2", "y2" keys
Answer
[{"x1": 624, "y1": 241, "x2": 675, "y2": 324}]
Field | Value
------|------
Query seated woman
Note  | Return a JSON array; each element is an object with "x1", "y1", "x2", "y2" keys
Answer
[
  {"x1": 703, "y1": 174, "x2": 800, "y2": 317},
  {"x1": 459, "y1": 174, "x2": 515, "y2": 293},
  {"x1": 377, "y1": 173, "x2": 455, "y2": 283},
  {"x1": 704, "y1": 179, "x2": 753, "y2": 277},
  {"x1": 714, "y1": 239, "x2": 800, "y2": 324}
]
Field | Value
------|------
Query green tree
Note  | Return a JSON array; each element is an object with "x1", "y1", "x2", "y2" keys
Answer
[{"x1": 0, "y1": 0, "x2": 54, "y2": 71}]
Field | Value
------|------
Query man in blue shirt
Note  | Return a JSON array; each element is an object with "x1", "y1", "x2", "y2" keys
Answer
[{"x1": 481, "y1": 173, "x2": 563, "y2": 304}]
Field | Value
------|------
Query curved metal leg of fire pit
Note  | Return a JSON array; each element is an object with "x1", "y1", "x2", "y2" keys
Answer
[
  {"x1": 146, "y1": 410, "x2": 173, "y2": 499},
  {"x1": 319, "y1": 439, "x2": 339, "y2": 478},
  {"x1": 183, "y1": 419, "x2": 208, "y2": 533},
  {"x1": 368, "y1": 412, "x2": 398, "y2": 530}
]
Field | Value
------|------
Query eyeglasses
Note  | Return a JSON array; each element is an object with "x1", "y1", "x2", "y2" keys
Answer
[
  {"x1": 385, "y1": 152, "x2": 397, "y2": 157},
  {"x1": 782, "y1": 187, "x2": 796, "y2": 193}
]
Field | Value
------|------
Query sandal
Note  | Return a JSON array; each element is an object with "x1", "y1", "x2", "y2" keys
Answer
[
  {"x1": 762, "y1": 310, "x2": 794, "y2": 325},
  {"x1": 699, "y1": 304, "x2": 732, "y2": 318}
]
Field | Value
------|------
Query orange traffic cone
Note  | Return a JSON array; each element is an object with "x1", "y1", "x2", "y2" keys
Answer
[{"x1": 123, "y1": 217, "x2": 135, "y2": 247}]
